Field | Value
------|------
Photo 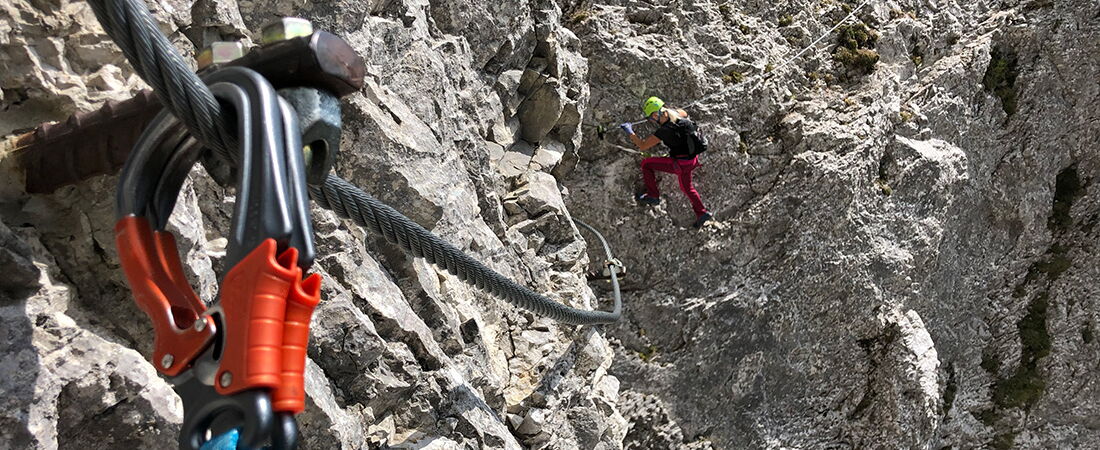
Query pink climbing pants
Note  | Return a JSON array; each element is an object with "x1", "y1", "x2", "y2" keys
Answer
[{"x1": 640, "y1": 156, "x2": 708, "y2": 217}]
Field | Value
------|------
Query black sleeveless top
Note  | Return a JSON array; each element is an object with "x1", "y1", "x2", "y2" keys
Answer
[{"x1": 653, "y1": 119, "x2": 694, "y2": 159}]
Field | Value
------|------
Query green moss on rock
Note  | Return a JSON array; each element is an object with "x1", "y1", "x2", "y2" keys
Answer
[
  {"x1": 981, "y1": 166, "x2": 1078, "y2": 441},
  {"x1": 992, "y1": 293, "x2": 1050, "y2": 409},
  {"x1": 982, "y1": 46, "x2": 1019, "y2": 116}
]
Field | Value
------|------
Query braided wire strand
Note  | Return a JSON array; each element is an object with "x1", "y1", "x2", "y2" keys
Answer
[
  {"x1": 89, "y1": 0, "x2": 621, "y2": 325},
  {"x1": 87, "y1": 0, "x2": 234, "y2": 161},
  {"x1": 309, "y1": 175, "x2": 621, "y2": 325}
]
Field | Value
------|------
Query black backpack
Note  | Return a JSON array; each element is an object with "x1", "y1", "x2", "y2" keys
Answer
[{"x1": 666, "y1": 118, "x2": 708, "y2": 158}]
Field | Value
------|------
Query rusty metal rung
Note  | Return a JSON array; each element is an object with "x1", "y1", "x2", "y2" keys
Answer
[{"x1": 19, "y1": 90, "x2": 161, "y2": 194}]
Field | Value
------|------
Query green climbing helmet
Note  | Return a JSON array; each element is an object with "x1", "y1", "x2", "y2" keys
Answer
[{"x1": 642, "y1": 96, "x2": 664, "y2": 117}]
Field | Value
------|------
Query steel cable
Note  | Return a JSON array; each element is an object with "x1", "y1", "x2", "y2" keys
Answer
[
  {"x1": 89, "y1": 0, "x2": 622, "y2": 325},
  {"x1": 309, "y1": 175, "x2": 622, "y2": 325},
  {"x1": 88, "y1": 0, "x2": 235, "y2": 162}
]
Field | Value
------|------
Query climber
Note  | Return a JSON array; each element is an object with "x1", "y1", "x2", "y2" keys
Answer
[{"x1": 620, "y1": 96, "x2": 713, "y2": 228}]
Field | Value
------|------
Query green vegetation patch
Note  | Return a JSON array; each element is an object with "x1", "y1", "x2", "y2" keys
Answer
[
  {"x1": 779, "y1": 14, "x2": 793, "y2": 27},
  {"x1": 874, "y1": 178, "x2": 892, "y2": 196},
  {"x1": 982, "y1": 45, "x2": 1020, "y2": 116},
  {"x1": 837, "y1": 22, "x2": 879, "y2": 51},
  {"x1": 567, "y1": 10, "x2": 592, "y2": 25},
  {"x1": 835, "y1": 48, "x2": 879, "y2": 74},
  {"x1": 992, "y1": 292, "x2": 1051, "y2": 409},
  {"x1": 723, "y1": 70, "x2": 745, "y2": 84},
  {"x1": 834, "y1": 23, "x2": 880, "y2": 75},
  {"x1": 718, "y1": 3, "x2": 733, "y2": 21},
  {"x1": 981, "y1": 165, "x2": 1083, "y2": 442},
  {"x1": 718, "y1": 3, "x2": 754, "y2": 35}
]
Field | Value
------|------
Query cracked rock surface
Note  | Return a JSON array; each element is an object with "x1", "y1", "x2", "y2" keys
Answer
[
  {"x1": 561, "y1": 0, "x2": 1100, "y2": 448},
  {"x1": 3, "y1": 0, "x2": 1100, "y2": 449},
  {"x1": 1, "y1": 0, "x2": 622, "y2": 448}
]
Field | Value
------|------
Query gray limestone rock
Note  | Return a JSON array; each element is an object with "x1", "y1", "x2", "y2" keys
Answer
[
  {"x1": 562, "y1": 0, "x2": 1100, "y2": 448},
  {"x1": 5, "y1": 0, "x2": 1098, "y2": 448},
  {"x1": 0, "y1": 0, "x2": 623, "y2": 449}
]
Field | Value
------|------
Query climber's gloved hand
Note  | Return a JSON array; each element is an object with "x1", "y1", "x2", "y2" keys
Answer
[{"x1": 619, "y1": 122, "x2": 634, "y2": 135}]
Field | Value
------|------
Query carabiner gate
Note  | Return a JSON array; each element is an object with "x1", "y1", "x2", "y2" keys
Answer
[{"x1": 115, "y1": 66, "x2": 320, "y2": 450}]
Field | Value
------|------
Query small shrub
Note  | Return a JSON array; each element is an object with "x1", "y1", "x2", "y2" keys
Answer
[
  {"x1": 765, "y1": 63, "x2": 775, "y2": 72},
  {"x1": 567, "y1": 10, "x2": 592, "y2": 24},
  {"x1": 718, "y1": 3, "x2": 733, "y2": 20},
  {"x1": 911, "y1": 44, "x2": 925, "y2": 67},
  {"x1": 874, "y1": 178, "x2": 892, "y2": 196},
  {"x1": 835, "y1": 47, "x2": 879, "y2": 74},
  {"x1": 723, "y1": 70, "x2": 745, "y2": 84},
  {"x1": 899, "y1": 110, "x2": 914, "y2": 122},
  {"x1": 837, "y1": 23, "x2": 879, "y2": 51},
  {"x1": 890, "y1": 9, "x2": 917, "y2": 19},
  {"x1": 834, "y1": 22, "x2": 879, "y2": 75},
  {"x1": 779, "y1": 14, "x2": 793, "y2": 27}
]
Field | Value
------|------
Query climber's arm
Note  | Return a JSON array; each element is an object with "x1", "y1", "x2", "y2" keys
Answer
[{"x1": 630, "y1": 134, "x2": 662, "y2": 151}]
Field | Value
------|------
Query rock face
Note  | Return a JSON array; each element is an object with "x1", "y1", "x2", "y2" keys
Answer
[
  {"x1": 561, "y1": 0, "x2": 1100, "y2": 448},
  {"x1": 3, "y1": 0, "x2": 1099, "y2": 449},
  {"x1": 0, "y1": 0, "x2": 623, "y2": 449}
]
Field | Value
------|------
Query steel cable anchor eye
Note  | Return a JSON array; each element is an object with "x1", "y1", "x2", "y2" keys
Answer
[{"x1": 114, "y1": 66, "x2": 320, "y2": 450}]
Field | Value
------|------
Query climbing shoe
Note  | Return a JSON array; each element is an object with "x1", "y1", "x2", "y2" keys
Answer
[
  {"x1": 635, "y1": 193, "x2": 660, "y2": 205},
  {"x1": 693, "y1": 212, "x2": 713, "y2": 229}
]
